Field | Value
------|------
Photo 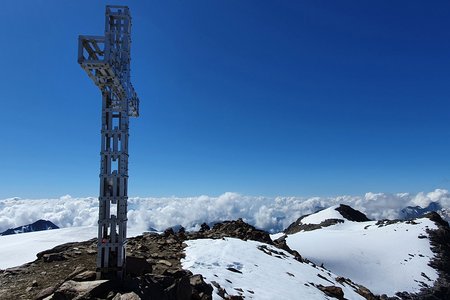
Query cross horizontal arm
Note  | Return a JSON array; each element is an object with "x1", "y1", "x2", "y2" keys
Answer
[{"x1": 78, "y1": 36, "x2": 139, "y2": 117}]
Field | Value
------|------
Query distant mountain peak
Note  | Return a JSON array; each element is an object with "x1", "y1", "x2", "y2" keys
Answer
[
  {"x1": 400, "y1": 202, "x2": 442, "y2": 220},
  {"x1": 0, "y1": 220, "x2": 59, "y2": 236},
  {"x1": 284, "y1": 204, "x2": 370, "y2": 234}
]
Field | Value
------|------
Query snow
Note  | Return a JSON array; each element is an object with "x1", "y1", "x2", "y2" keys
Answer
[
  {"x1": 299, "y1": 205, "x2": 342, "y2": 224},
  {"x1": 285, "y1": 217, "x2": 439, "y2": 296},
  {"x1": 0, "y1": 226, "x2": 144, "y2": 269},
  {"x1": 182, "y1": 237, "x2": 366, "y2": 300}
]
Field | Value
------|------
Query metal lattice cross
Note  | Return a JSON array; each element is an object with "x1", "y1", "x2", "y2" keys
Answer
[{"x1": 78, "y1": 5, "x2": 139, "y2": 279}]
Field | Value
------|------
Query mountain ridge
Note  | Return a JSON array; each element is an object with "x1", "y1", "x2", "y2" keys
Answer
[{"x1": 0, "y1": 219, "x2": 59, "y2": 236}]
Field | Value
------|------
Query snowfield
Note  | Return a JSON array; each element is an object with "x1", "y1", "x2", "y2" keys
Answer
[
  {"x1": 284, "y1": 206, "x2": 439, "y2": 296},
  {"x1": 182, "y1": 237, "x2": 366, "y2": 300}
]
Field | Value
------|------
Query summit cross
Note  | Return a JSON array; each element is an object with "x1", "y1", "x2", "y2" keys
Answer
[{"x1": 78, "y1": 5, "x2": 139, "y2": 279}]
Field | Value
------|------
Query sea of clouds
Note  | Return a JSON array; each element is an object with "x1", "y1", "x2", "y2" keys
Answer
[{"x1": 0, "y1": 189, "x2": 449, "y2": 234}]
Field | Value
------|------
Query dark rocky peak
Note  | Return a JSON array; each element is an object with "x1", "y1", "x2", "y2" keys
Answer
[
  {"x1": 425, "y1": 211, "x2": 449, "y2": 228},
  {"x1": 335, "y1": 204, "x2": 370, "y2": 222},
  {"x1": 187, "y1": 218, "x2": 274, "y2": 246},
  {"x1": 0, "y1": 219, "x2": 59, "y2": 236}
]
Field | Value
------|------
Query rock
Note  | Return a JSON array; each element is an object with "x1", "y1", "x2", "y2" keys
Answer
[
  {"x1": 414, "y1": 212, "x2": 450, "y2": 300},
  {"x1": 190, "y1": 274, "x2": 213, "y2": 300},
  {"x1": 199, "y1": 223, "x2": 210, "y2": 232},
  {"x1": 66, "y1": 266, "x2": 87, "y2": 280},
  {"x1": 425, "y1": 211, "x2": 450, "y2": 227},
  {"x1": 35, "y1": 285, "x2": 58, "y2": 300},
  {"x1": 210, "y1": 281, "x2": 228, "y2": 298},
  {"x1": 127, "y1": 256, "x2": 152, "y2": 276},
  {"x1": 42, "y1": 253, "x2": 65, "y2": 263},
  {"x1": 356, "y1": 285, "x2": 378, "y2": 300},
  {"x1": 112, "y1": 293, "x2": 122, "y2": 300},
  {"x1": 335, "y1": 204, "x2": 370, "y2": 222},
  {"x1": 36, "y1": 242, "x2": 81, "y2": 260},
  {"x1": 169, "y1": 274, "x2": 192, "y2": 300},
  {"x1": 72, "y1": 270, "x2": 97, "y2": 282},
  {"x1": 158, "y1": 260, "x2": 173, "y2": 267},
  {"x1": 118, "y1": 292, "x2": 141, "y2": 300},
  {"x1": 272, "y1": 235, "x2": 303, "y2": 262},
  {"x1": 335, "y1": 277, "x2": 345, "y2": 283},
  {"x1": 226, "y1": 267, "x2": 242, "y2": 274},
  {"x1": 164, "y1": 228, "x2": 175, "y2": 237},
  {"x1": 166, "y1": 269, "x2": 193, "y2": 279},
  {"x1": 124, "y1": 273, "x2": 194, "y2": 300},
  {"x1": 51, "y1": 280, "x2": 112, "y2": 300},
  {"x1": 197, "y1": 219, "x2": 273, "y2": 245},
  {"x1": 4, "y1": 266, "x2": 26, "y2": 275},
  {"x1": 86, "y1": 249, "x2": 97, "y2": 255},
  {"x1": 318, "y1": 285, "x2": 344, "y2": 300}
]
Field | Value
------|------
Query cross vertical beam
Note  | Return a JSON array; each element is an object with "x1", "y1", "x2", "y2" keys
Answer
[{"x1": 78, "y1": 5, "x2": 139, "y2": 280}]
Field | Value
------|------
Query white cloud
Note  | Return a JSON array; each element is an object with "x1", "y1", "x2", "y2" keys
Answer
[{"x1": 0, "y1": 189, "x2": 449, "y2": 234}]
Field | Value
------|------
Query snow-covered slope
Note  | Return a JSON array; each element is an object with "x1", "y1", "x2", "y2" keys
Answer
[
  {"x1": 182, "y1": 237, "x2": 366, "y2": 300},
  {"x1": 283, "y1": 206, "x2": 439, "y2": 296},
  {"x1": 299, "y1": 204, "x2": 343, "y2": 224}
]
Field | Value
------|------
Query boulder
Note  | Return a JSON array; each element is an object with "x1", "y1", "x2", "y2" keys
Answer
[
  {"x1": 72, "y1": 271, "x2": 96, "y2": 282},
  {"x1": 199, "y1": 223, "x2": 210, "y2": 232},
  {"x1": 42, "y1": 253, "x2": 65, "y2": 263},
  {"x1": 318, "y1": 285, "x2": 344, "y2": 300},
  {"x1": 66, "y1": 266, "x2": 87, "y2": 280},
  {"x1": 190, "y1": 274, "x2": 213, "y2": 300},
  {"x1": 126, "y1": 256, "x2": 152, "y2": 277},
  {"x1": 124, "y1": 273, "x2": 194, "y2": 300},
  {"x1": 51, "y1": 280, "x2": 112, "y2": 300},
  {"x1": 115, "y1": 292, "x2": 141, "y2": 300}
]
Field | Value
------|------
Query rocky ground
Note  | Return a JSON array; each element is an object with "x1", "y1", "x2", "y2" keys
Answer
[{"x1": 0, "y1": 215, "x2": 448, "y2": 300}]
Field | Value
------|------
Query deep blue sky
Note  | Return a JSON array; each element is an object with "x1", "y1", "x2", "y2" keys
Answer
[{"x1": 1, "y1": 0, "x2": 450, "y2": 198}]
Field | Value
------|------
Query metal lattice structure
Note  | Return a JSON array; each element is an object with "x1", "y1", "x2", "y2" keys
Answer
[{"x1": 78, "y1": 5, "x2": 139, "y2": 279}]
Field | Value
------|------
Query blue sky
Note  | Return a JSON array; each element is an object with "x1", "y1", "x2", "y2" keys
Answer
[{"x1": 1, "y1": 0, "x2": 450, "y2": 198}]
